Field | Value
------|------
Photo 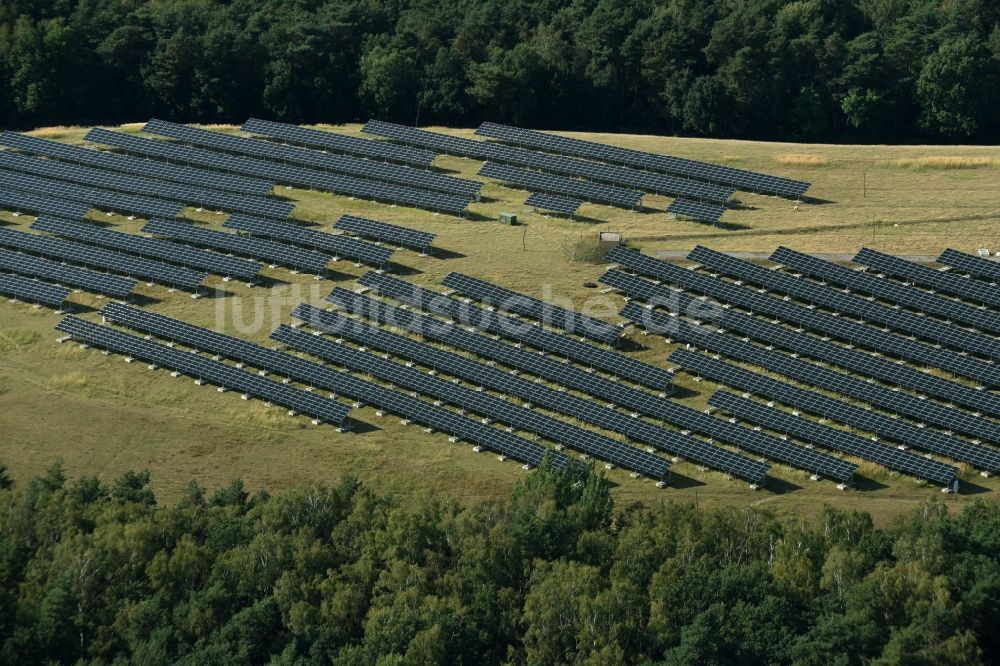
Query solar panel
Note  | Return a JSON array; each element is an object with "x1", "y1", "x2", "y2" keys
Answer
[
  {"x1": 335, "y1": 215, "x2": 437, "y2": 253},
  {"x1": 145, "y1": 119, "x2": 481, "y2": 199},
  {"x1": 690, "y1": 245, "x2": 1000, "y2": 362},
  {"x1": 362, "y1": 120, "x2": 491, "y2": 158},
  {"x1": 358, "y1": 271, "x2": 674, "y2": 390},
  {"x1": 479, "y1": 162, "x2": 642, "y2": 208},
  {"x1": 0, "y1": 247, "x2": 135, "y2": 298},
  {"x1": 57, "y1": 314, "x2": 351, "y2": 426},
  {"x1": 0, "y1": 150, "x2": 292, "y2": 219},
  {"x1": 608, "y1": 246, "x2": 1000, "y2": 388},
  {"x1": 772, "y1": 246, "x2": 1000, "y2": 336},
  {"x1": 0, "y1": 167, "x2": 184, "y2": 220},
  {"x1": 653, "y1": 307, "x2": 1000, "y2": 450},
  {"x1": 669, "y1": 348, "x2": 1000, "y2": 473},
  {"x1": 360, "y1": 120, "x2": 735, "y2": 202},
  {"x1": 0, "y1": 272, "x2": 71, "y2": 308},
  {"x1": 709, "y1": 391, "x2": 958, "y2": 488},
  {"x1": 938, "y1": 248, "x2": 1000, "y2": 284},
  {"x1": 667, "y1": 198, "x2": 726, "y2": 225},
  {"x1": 0, "y1": 131, "x2": 275, "y2": 195},
  {"x1": 292, "y1": 302, "x2": 767, "y2": 484},
  {"x1": 441, "y1": 272, "x2": 622, "y2": 344},
  {"x1": 854, "y1": 248, "x2": 1000, "y2": 310},
  {"x1": 99, "y1": 302, "x2": 568, "y2": 469},
  {"x1": 31, "y1": 216, "x2": 262, "y2": 282},
  {"x1": 0, "y1": 227, "x2": 205, "y2": 290},
  {"x1": 242, "y1": 118, "x2": 436, "y2": 167},
  {"x1": 475, "y1": 122, "x2": 811, "y2": 198},
  {"x1": 223, "y1": 214, "x2": 393, "y2": 267},
  {"x1": 609, "y1": 277, "x2": 1000, "y2": 419},
  {"x1": 525, "y1": 192, "x2": 581, "y2": 216},
  {"x1": 270, "y1": 324, "x2": 669, "y2": 479},
  {"x1": 86, "y1": 128, "x2": 472, "y2": 215},
  {"x1": 0, "y1": 189, "x2": 91, "y2": 219},
  {"x1": 142, "y1": 218, "x2": 332, "y2": 273}
]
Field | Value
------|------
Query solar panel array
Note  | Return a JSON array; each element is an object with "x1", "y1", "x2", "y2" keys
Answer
[
  {"x1": 659, "y1": 313, "x2": 1000, "y2": 456},
  {"x1": 57, "y1": 314, "x2": 351, "y2": 425},
  {"x1": 709, "y1": 391, "x2": 959, "y2": 488},
  {"x1": 362, "y1": 120, "x2": 490, "y2": 158},
  {"x1": 772, "y1": 246, "x2": 1000, "y2": 336},
  {"x1": 293, "y1": 302, "x2": 767, "y2": 483},
  {"x1": 0, "y1": 247, "x2": 136, "y2": 298},
  {"x1": 608, "y1": 246, "x2": 1000, "y2": 387},
  {"x1": 87, "y1": 128, "x2": 471, "y2": 214},
  {"x1": 0, "y1": 272, "x2": 71, "y2": 308},
  {"x1": 479, "y1": 161, "x2": 642, "y2": 208},
  {"x1": 0, "y1": 131, "x2": 274, "y2": 195},
  {"x1": 667, "y1": 198, "x2": 726, "y2": 224},
  {"x1": 142, "y1": 218, "x2": 332, "y2": 273},
  {"x1": 101, "y1": 302, "x2": 568, "y2": 469},
  {"x1": 690, "y1": 245, "x2": 1000, "y2": 362},
  {"x1": 271, "y1": 323, "x2": 669, "y2": 479},
  {"x1": 31, "y1": 216, "x2": 262, "y2": 282},
  {"x1": 145, "y1": 119, "x2": 482, "y2": 199},
  {"x1": 242, "y1": 118, "x2": 436, "y2": 166},
  {"x1": 855, "y1": 247, "x2": 1000, "y2": 309},
  {"x1": 358, "y1": 271, "x2": 674, "y2": 390},
  {"x1": 0, "y1": 189, "x2": 90, "y2": 219},
  {"x1": 0, "y1": 150, "x2": 292, "y2": 219},
  {"x1": 334, "y1": 215, "x2": 436, "y2": 253},
  {"x1": 476, "y1": 122, "x2": 811, "y2": 198},
  {"x1": 669, "y1": 348, "x2": 999, "y2": 476},
  {"x1": 223, "y1": 214, "x2": 393, "y2": 267},
  {"x1": 938, "y1": 248, "x2": 1000, "y2": 284},
  {"x1": 608, "y1": 279, "x2": 1000, "y2": 418},
  {"x1": 0, "y1": 168, "x2": 184, "y2": 220},
  {"x1": 0, "y1": 227, "x2": 205, "y2": 290},
  {"x1": 361, "y1": 120, "x2": 735, "y2": 202},
  {"x1": 441, "y1": 272, "x2": 622, "y2": 344},
  {"x1": 525, "y1": 192, "x2": 581, "y2": 216}
]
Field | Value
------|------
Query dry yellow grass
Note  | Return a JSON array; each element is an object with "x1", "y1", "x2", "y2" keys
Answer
[
  {"x1": 776, "y1": 154, "x2": 829, "y2": 166},
  {"x1": 1, "y1": 123, "x2": 999, "y2": 526},
  {"x1": 887, "y1": 156, "x2": 1000, "y2": 170}
]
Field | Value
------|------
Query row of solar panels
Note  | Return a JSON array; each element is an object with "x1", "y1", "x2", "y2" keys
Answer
[
  {"x1": 145, "y1": 119, "x2": 482, "y2": 204},
  {"x1": 85, "y1": 127, "x2": 471, "y2": 215},
  {"x1": 476, "y1": 122, "x2": 811, "y2": 199},
  {"x1": 361, "y1": 120, "x2": 736, "y2": 204},
  {"x1": 605, "y1": 246, "x2": 1000, "y2": 487}
]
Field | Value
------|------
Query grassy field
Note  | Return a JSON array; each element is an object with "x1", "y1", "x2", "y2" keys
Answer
[{"x1": 1, "y1": 124, "x2": 999, "y2": 526}]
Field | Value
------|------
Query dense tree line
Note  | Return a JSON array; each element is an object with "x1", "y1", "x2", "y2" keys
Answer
[
  {"x1": 0, "y1": 0, "x2": 998, "y2": 141},
  {"x1": 1, "y1": 458, "x2": 999, "y2": 664}
]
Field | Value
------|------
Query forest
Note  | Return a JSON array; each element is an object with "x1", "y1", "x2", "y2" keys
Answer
[
  {"x1": 0, "y1": 0, "x2": 998, "y2": 142},
  {"x1": 0, "y1": 459, "x2": 998, "y2": 664}
]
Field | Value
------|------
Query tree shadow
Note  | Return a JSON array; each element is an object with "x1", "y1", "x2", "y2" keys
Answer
[
  {"x1": 194, "y1": 287, "x2": 237, "y2": 300},
  {"x1": 665, "y1": 385, "x2": 701, "y2": 400}
]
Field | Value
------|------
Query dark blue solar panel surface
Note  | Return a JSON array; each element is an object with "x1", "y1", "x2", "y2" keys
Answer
[
  {"x1": 0, "y1": 227, "x2": 205, "y2": 289},
  {"x1": 938, "y1": 249, "x2": 1000, "y2": 284},
  {"x1": 223, "y1": 214, "x2": 393, "y2": 267},
  {"x1": 479, "y1": 161, "x2": 642, "y2": 208},
  {"x1": 335, "y1": 215, "x2": 436, "y2": 252},
  {"x1": 0, "y1": 130, "x2": 274, "y2": 195},
  {"x1": 0, "y1": 190, "x2": 90, "y2": 219},
  {"x1": 142, "y1": 218, "x2": 332, "y2": 273},
  {"x1": 667, "y1": 198, "x2": 725, "y2": 224},
  {"x1": 31, "y1": 216, "x2": 262, "y2": 282},
  {"x1": 855, "y1": 247, "x2": 1000, "y2": 309},
  {"x1": 292, "y1": 302, "x2": 765, "y2": 483},
  {"x1": 0, "y1": 167, "x2": 183, "y2": 219},
  {"x1": 242, "y1": 118, "x2": 436, "y2": 166},
  {"x1": 86, "y1": 128, "x2": 471, "y2": 214},
  {"x1": 57, "y1": 314, "x2": 351, "y2": 425},
  {"x1": 0, "y1": 247, "x2": 135, "y2": 298},
  {"x1": 441, "y1": 272, "x2": 622, "y2": 344},
  {"x1": 0, "y1": 272, "x2": 71, "y2": 307},
  {"x1": 525, "y1": 192, "x2": 581, "y2": 216}
]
